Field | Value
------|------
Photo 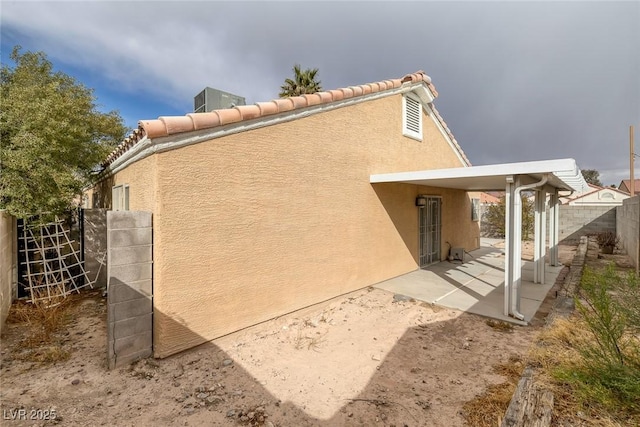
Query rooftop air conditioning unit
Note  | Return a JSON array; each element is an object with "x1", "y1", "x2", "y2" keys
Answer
[{"x1": 194, "y1": 87, "x2": 246, "y2": 113}]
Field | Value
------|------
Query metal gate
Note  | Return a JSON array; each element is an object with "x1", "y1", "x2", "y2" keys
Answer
[{"x1": 419, "y1": 196, "x2": 441, "y2": 267}]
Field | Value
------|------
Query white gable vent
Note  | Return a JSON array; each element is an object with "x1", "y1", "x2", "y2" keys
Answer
[{"x1": 403, "y1": 94, "x2": 422, "y2": 141}]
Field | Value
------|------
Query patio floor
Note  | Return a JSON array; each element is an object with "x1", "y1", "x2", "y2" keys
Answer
[{"x1": 374, "y1": 239, "x2": 563, "y2": 325}]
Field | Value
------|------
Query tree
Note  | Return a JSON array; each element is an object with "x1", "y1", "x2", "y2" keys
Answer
[
  {"x1": 483, "y1": 195, "x2": 534, "y2": 240},
  {"x1": 581, "y1": 169, "x2": 602, "y2": 186},
  {"x1": 279, "y1": 64, "x2": 322, "y2": 97},
  {"x1": 0, "y1": 46, "x2": 126, "y2": 220}
]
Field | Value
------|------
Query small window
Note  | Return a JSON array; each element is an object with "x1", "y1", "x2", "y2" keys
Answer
[
  {"x1": 402, "y1": 94, "x2": 422, "y2": 141},
  {"x1": 471, "y1": 198, "x2": 480, "y2": 221},
  {"x1": 112, "y1": 184, "x2": 130, "y2": 211}
]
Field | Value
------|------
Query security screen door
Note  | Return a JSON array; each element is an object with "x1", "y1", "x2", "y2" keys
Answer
[{"x1": 419, "y1": 197, "x2": 441, "y2": 267}]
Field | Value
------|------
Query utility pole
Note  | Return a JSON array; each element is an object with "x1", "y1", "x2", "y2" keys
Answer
[
  {"x1": 633, "y1": 125, "x2": 639, "y2": 275},
  {"x1": 631, "y1": 125, "x2": 635, "y2": 196}
]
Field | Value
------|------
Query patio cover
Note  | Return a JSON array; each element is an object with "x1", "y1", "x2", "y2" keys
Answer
[{"x1": 370, "y1": 158, "x2": 589, "y2": 322}]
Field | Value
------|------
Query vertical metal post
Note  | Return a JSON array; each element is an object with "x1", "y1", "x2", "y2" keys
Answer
[
  {"x1": 512, "y1": 177, "x2": 523, "y2": 316},
  {"x1": 79, "y1": 208, "x2": 85, "y2": 287},
  {"x1": 538, "y1": 188, "x2": 547, "y2": 284},
  {"x1": 631, "y1": 125, "x2": 635, "y2": 196},
  {"x1": 534, "y1": 190, "x2": 541, "y2": 284},
  {"x1": 504, "y1": 176, "x2": 516, "y2": 317},
  {"x1": 548, "y1": 190, "x2": 559, "y2": 266}
]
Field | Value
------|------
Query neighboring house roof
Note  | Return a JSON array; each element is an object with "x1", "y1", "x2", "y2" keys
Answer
[
  {"x1": 559, "y1": 183, "x2": 600, "y2": 203},
  {"x1": 103, "y1": 71, "x2": 471, "y2": 168},
  {"x1": 480, "y1": 192, "x2": 501, "y2": 204},
  {"x1": 618, "y1": 179, "x2": 640, "y2": 194},
  {"x1": 566, "y1": 184, "x2": 630, "y2": 205}
]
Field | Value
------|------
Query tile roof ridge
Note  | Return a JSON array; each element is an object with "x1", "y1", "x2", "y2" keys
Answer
[{"x1": 103, "y1": 70, "x2": 437, "y2": 167}]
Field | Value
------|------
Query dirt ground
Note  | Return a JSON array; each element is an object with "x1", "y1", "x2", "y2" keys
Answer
[{"x1": 0, "y1": 243, "x2": 578, "y2": 427}]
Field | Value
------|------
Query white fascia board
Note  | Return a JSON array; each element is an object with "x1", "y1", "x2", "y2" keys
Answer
[
  {"x1": 371, "y1": 158, "x2": 589, "y2": 191},
  {"x1": 412, "y1": 85, "x2": 435, "y2": 105},
  {"x1": 101, "y1": 82, "x2": 430, "y2": 179},
  {"x1": 423, "y1": 104, "x2": 468, "y2": 167}
]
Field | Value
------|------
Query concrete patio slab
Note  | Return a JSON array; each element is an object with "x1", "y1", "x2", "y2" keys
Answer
[{"x1": 373, "y1": 241, "x2": 561, "y2": 325}]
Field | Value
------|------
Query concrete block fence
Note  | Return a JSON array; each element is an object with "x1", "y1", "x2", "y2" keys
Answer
[{"x1": 106, "y1": 211, "x2": 153, "y2": 369}]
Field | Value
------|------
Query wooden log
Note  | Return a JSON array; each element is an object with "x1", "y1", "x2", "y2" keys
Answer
[{"x1": 501, "y1": 367, "x2": 554, "y2": 427}]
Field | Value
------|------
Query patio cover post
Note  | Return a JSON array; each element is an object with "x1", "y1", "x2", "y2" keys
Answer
[
  {"x1": 534, "y1": 188, "x2": 547, "y2": 284},
  {"x1": 548, "y1": 189, "x2": 559, "y2": 266},
  {"x1": 504, "y1": 175, "x2": 518, "y2": 317},
  {"x1": 511, "y1": 173, "x2": 547, "y2": 320},
  {"x1": 512, "y1": 177, "x2": 524, "y2": 317}
]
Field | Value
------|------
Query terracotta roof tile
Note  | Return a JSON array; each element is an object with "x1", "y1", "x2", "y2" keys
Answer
[
  {"x1": 350, "y1": 86, "x2": 364, "y2": 97},
  {"x1": 255, "y1": 101, "x2": 279, "y2": 116},
  {"x1": 619, "y1": 179, "x2": 640, "y2": 193},
  {"x1": 235, "y1": 105, "x2": 261, "y2": 121},
  {"x1": 272, "y1": 98, "x2": 295, "y2": 112},
  {"x1": 188, "y1": 112, "x2": 220, "y2": 130},
  {"x1": 216, "y1": 108, "x2": 242, "y2": 126},
  {"x1": 102, "y1": 70, "x2": 470, "y2": 167},
  {"x1": 139, "y1": 119, "x2": 168, "y2": 138},
  {"x1": 340, "y1": 87, "x2": 353, "y2": 98},
  {"x1": 302, "y1": 93, "x2": 323, "y2": 106},
  {"x1": 427, "y1": 82, "x2": 438, "y2": 97},
  {"x1": 328, "y1": 89, "x2": 344, "y2": 101},
  {"x1": 290, "y1": 96, "x2": 308, "y2": 109},
  {"x1": 160, "y1": 115, "x2": 194, "y2": 135},
  {"x1": 316, "y1": 91, "x2": 334, "y2": 103}
]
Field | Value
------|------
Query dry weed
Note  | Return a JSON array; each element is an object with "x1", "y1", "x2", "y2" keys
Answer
[
  {"x1": 485, "y1": 319, "x2": 515, "y2": 332},
  {"x1": 461, "y1": 354, "x2": 524, "y2": 427},
  {"x1": 294, "y1": 328, "x2": 326, "y2": 351},
  {"x1": 6, "y1": 291, "x2": 80, "y2": 365}
]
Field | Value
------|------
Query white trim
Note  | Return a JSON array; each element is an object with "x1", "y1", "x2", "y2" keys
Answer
[
  {"x1": 402, "y1": 93, "x2": 423, "y2": 141},
  {"x1": 112, "y1": 183, "x2": 129, "y2": 211},
  {"x1": 371, "y1": 158, "x2": 589, "y2": 192},
  {"x1": 424, "y1": 104, "x2": 468, "y2": 167},
  {"x1": 101, "y1": 83, "x2": 429, "y2": 179}
]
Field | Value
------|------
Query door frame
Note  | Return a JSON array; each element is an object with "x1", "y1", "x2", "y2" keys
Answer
[{"x1": 418, "y1": 195, "x2": 442, "y2": 268}]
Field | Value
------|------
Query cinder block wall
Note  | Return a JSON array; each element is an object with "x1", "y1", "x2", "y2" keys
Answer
[
  {"x1": 107, "y1": 211, "x2": 153, "y2": 369},
  {"x1": 617, "y1": 196, "x2": 639, "y2": 268},
  {"x1": 0, "y1": 210, "x2": 17, "y2": 335},
  {"x1": 83, "y1": 209, "x2": 108, "y2": 288},
  {"x1": 559, "y1": 205, "x2": 616, "y2": 243}
]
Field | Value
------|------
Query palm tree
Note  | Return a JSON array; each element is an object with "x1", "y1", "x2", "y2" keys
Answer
[{"x1": 279, "y1": 64, "x2": 322, "y2": 97}]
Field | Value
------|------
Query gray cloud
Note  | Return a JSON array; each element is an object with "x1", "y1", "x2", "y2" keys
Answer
[{"x1": 2, "y1": 1, "x2": 638, "y2": 185}]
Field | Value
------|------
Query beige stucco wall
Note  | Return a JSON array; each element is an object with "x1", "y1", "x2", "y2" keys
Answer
[
  {"x1": 0, "y1": 210, "x2": 17, "y2": 335},
  {"x1": 141, "y1": 94, "x2": 479, "y2": 357},
  {"x1": 89, "y1": 154, "x2": 158, "y2": 212}
]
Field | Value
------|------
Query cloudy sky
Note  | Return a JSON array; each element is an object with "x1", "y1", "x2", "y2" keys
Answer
[{"x1": 2, "y1": 1, "x2": 638, "y2": 185}]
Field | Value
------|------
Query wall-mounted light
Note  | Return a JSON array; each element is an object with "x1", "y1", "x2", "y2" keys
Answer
[{"x1": 415, "y1": 196, "x2": 427, "y2": 207}]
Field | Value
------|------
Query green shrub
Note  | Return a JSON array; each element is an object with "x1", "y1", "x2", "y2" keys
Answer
[{"x1": 566, "y1": 264, "x2": 640, "y2": 414}]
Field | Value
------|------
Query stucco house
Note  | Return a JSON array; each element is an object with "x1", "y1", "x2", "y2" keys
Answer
[
  {"x1": 561, "y1": 183, "x2": 630, "y2": 206},
  {"x1": 618, "y1": 179, "x2": 640, "y2": 195},
  {"x1": 88, "y1": 71, "x2": 480, "y2": 357}
]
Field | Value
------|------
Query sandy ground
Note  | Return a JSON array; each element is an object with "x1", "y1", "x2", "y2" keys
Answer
[{"x1": 0, "y1": 243, "x2": 577, "y2": 427}]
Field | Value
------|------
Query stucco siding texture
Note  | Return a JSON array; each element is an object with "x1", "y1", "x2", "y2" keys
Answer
[
  {"x1": 93, "y1": 155, "x2": 158, "y2": 212},
  {"x1": 150, "y1": 94, "x2": 478, "y2": 357},
  {"x1": 0, "y1": 210, "x2": 16, "y2": 334}
]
